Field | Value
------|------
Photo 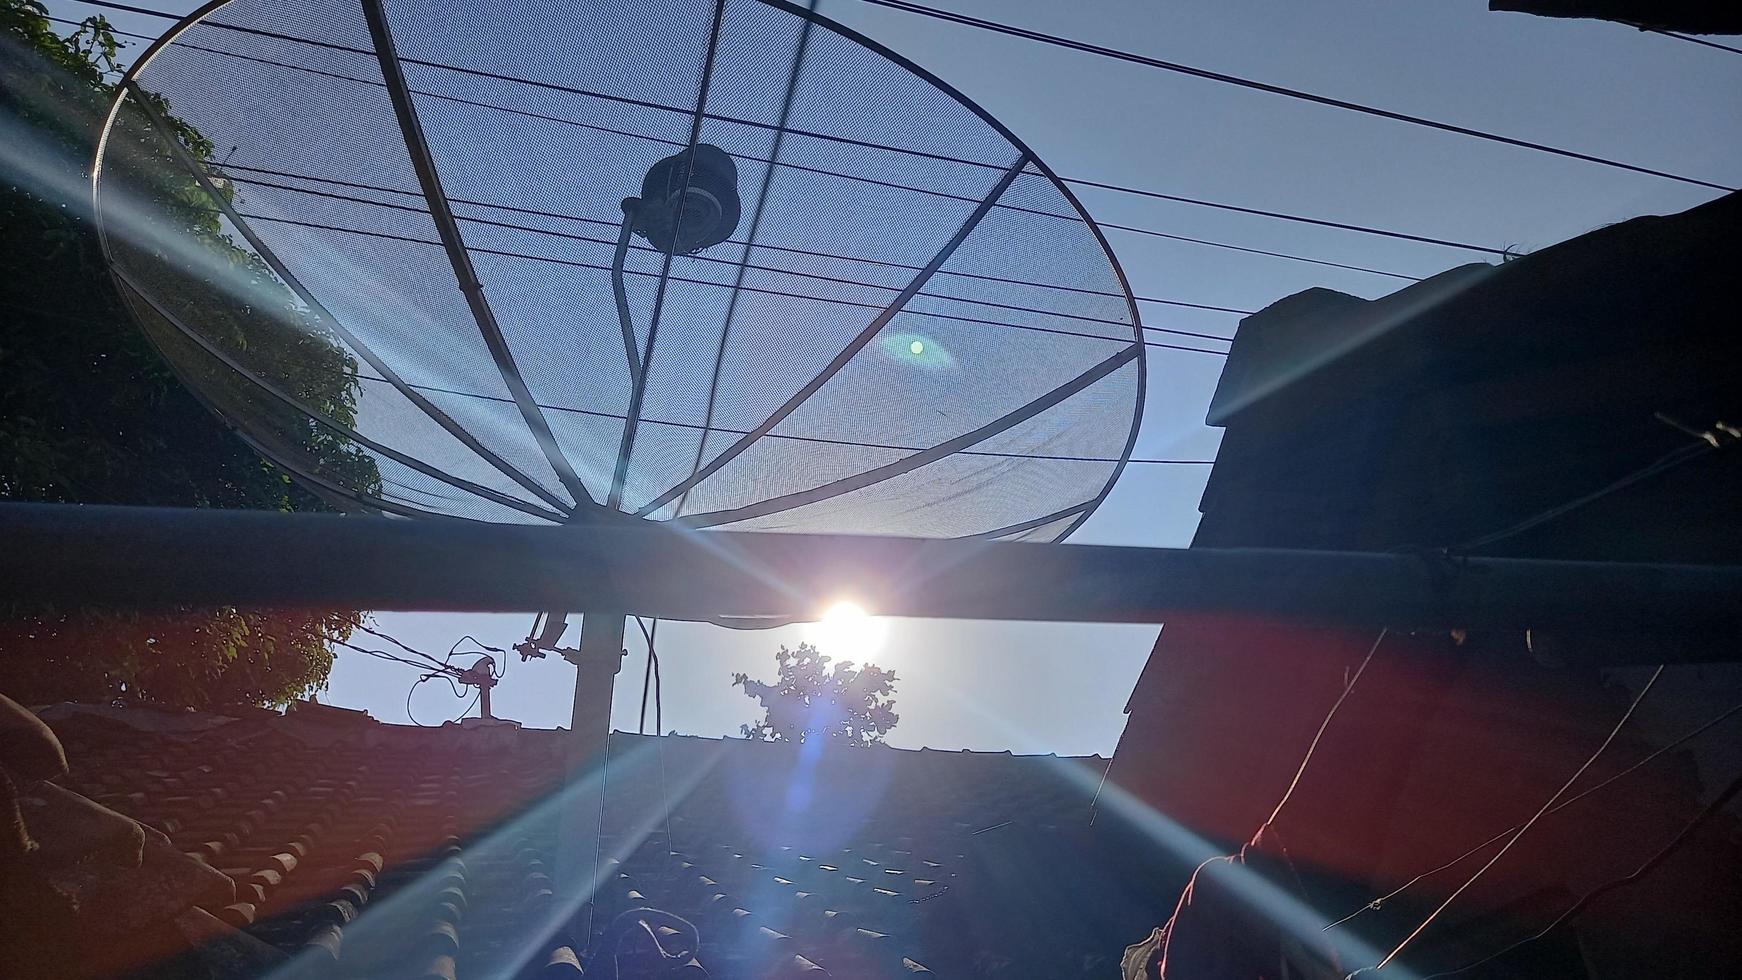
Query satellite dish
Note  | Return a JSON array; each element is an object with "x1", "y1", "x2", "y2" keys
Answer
[{"x1": 93, "y1": 0, "x2": 1144, "y2": 547}]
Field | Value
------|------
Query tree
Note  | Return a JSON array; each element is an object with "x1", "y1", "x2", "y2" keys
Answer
[
  {"x1": 0, "y1": 2, "x2": 373, "y2": 708},
  {"x1": 733, "y1": 643, "x2": 899, "y2": 745}
]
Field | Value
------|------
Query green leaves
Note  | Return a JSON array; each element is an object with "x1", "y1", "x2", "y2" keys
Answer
[
  {"x1": 0, "y1": 607, "x2": 358, "y2": 709},
  {"x1": 733, "y1": 642, "x2": 901, "y2": 746},
  {"x1": 0, "y1": 4, "x2": 369, "y2": 707}
]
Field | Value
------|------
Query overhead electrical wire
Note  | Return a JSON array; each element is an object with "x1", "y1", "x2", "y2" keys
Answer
[
  {"x1": 355, "y1": 374, "x2": 1215, "y2": 466},
  {"x1": 74, "y1": 19, "x2": 1436, "y2": 284},
  {"x1": 199, "y1": 163, "x2": 1248, "y2": 335},
  {"x1": 320, "y1": 632, "x2": 469, "y2": 726},
  {"x1": 1154, "y1": 629, "x2": 1389, "y2": 975},
  {"x1": 851, "y1": 0, "x2": 1736, "y2": 194},
  {"x1": 355, "y1": 620, "x2": 452, "y2": 670},
  {"x1": 1456, "y1": 417, "x2": 1736, "y2": 553},
  {"x1": 217, "y1": 206, "x2": 1230, "y2": 358},
  {"x1": 1334, "y1": 425, "x2": 1736, "y2": 968},
  {"x1": 1365, "y1": 665, "x2": 1666, "y2": 973},
  {"x1": 1325, "y1": 695, "x2": 1742, "y2": 933},
  {"x1": 214, "y1": 161, "x2": 1255, "y2": 326},
  {"x1": 310, "y1": 621, "x2": 499, "y2": 725},
  {"x1": 328, "y1": 635, "x2": 444, "y2": 674},
  {"x1": 1651, "y1": 30, "x2": 1742, "y2": 56},
  {"x1": 2, "y1": 299, "x2": 1217, "y2": 466},
  {"x1": 62, "y1": 0, "x2": 1506, "y2": 268},
  {"x1": 1419, "y1": 769, "x2": 1742, "y2": 979},
  {"x1": 1256, "y1": 629, "x2": 1388, "y2": 840},
  {"x1": 635, "y1": 617, "x2": 663, "y2": 737}
]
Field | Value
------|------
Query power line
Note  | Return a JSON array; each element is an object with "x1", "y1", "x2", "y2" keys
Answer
[
  {"x1": 1256, "y1": 629, "x2": 1388, "y2": 838},
  {"x1": 1326, "y1": 694, "x2": 1742, "y2": 934},
  {"x1": 364, "y1": 374, "x2": 1216, "y2": 467},
  {"x1": 210, "y1": 165, "x2": 1248, "y2": 323},
  {"x1": 854, "y1": 0, "x2": 1736, "y2": 193},
  {"x1": 114, "y1": 19, "x2": 1432, "y2": 283},
  {"x1": 1458, "y1": 432, "x2": 1727, "y2": 553},
  {"x1": 319, "y1": 622, "x2": 493, "y2": 725},
  {"x1": 1059, "y1": 176, "x2": 1503, "y2": 254},
  {"x1": 60, "y1": 5, "x2": 1323, "y2": 306},
  {"x1": 206, "y1": 162, "x2": 1247, "y2": 338},
  {"x1": 1651, "y1": 30, "x2": 1742, "y2": 56},
  {"x1": 354, "y1": 620, "x2": 453, "y2": 670},
  {"x1": 206, "y1": 159, "x2": 1249, "y2": 325},
  {"x1": 64, "y1": 0, "x2": 1494, "y2": 271},
  {"x1": 0, "y1": 300, "x2": 1216, "y2": 465},
  {"x1": 219, "y1": 205, "x2": 1232, "y2": 357},
  {"x1": 1369, "y1": 665, "x2": 1665, "y2": 972},
  {"x1": 1420, "y1": 768, "x2": 1742, "y2": 979}
]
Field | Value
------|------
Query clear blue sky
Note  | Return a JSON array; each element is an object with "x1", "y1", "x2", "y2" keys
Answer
[{"x1": 47, "y1": 0, "x2": 1741, "y2": 752}]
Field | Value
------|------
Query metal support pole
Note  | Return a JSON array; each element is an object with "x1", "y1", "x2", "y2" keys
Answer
[
  {"x1": 555, "y1": 612, "x2": 625, "y2": 936},
  {"x1": 4, "y1": 504, "x2": 1742, "y2": 655},
  {"x1": 566, "y1": 612, "x2": 626, "y2": 768}
]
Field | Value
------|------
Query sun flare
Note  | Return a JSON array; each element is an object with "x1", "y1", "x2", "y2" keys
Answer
[{"x1": 803, "y1": 600, "x2": 890, "y2": 664}]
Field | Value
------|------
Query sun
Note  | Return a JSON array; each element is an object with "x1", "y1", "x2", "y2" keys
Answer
[{"x1": 803, "y1": 600, "x2": 890, "y2": 664}]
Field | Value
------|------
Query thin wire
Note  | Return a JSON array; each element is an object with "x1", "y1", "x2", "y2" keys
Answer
[
  {"x1": 4, "y1": 296, "x2": 1217, "y2": 466},
  {"x1": 634, "y1": 617, "x2": 666, "y2": 738},
  {"x1": 1325, "y1": 695, "x2": 1742, "y2": 932},
  {"x1": 1087, "y1": 754, "x2": 1114, "y2": 827},
  {"x1": 200, "y1": 162, "x2": 1247, "y2": 338},
  {"x1": 1419, "y1": 769, "x2": 1742, "y2": 979},
  {"x1": 453, "y1": 687, "x2": 482, "y2": 723},
  {"x1": 1458, "y1": 441, "x2": 1716, "y2": 552},
  {"x1": 404, "y1": 671, "x2": 464, "y2": 727},
  {"x1": 1651, "y1": 30, "x2": 1742, "y2": 56},
  {"x1": 355, "y1": 620, "x2": 452, "y2": 670},
  {"x1": 632, "y1": 617, "x2": 676, "y2": 855},
  {"x1": 328, "y1": 635, "x2": 450, "y2": 674},
  {"x1": 854, "y1": 0, "x2": 1736, "y2": 193},
  {"x1": 1257, "y1": 629, "x2": 1388, "y2": 839},
  {"x1": 587, "y1": 710, "x2": 615, "y2": 942},
  {"x1": 62, "y1": 1, "x2": 1509, "y2": 259},
  {"x1": 636, "y1": 617, "x2": 658, "y2": 735},
  {"x1": 450, "y1": 633, "x2": 509, "y2": 678},
  {"x1": 1368, "y1": 664, "x2": 1666, "y2": 973},
  {"x1": 1154, "y1": 630, "x2": 1387, "y2": 973},
  {"x1": 221, "y1": 207, "x2": 1233, "y2": 357},
  {"x1": 317, "y1": 624, "x2": 483, "y2": 725},
  {"x1": 180, "y1": 33, "x2": 1429, "y2": 284}
]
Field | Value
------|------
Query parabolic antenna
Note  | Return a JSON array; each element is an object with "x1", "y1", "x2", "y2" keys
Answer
[{"x1": 93, "y1": 0, "x2": 1144, "y2": 544}]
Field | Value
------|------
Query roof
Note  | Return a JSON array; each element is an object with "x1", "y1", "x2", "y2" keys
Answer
[
  {"x1": 1489, "y1": 0, "x2": 1742, "y2": 34},
  {"x1": 1111, "y1": 191, "x2": 1742, "y2": 976},
  {"x1": 1198, "y1": 190, "x2": 1741, "y2": 559},
  {"x1": 9, "y1": 698, "x2": 1180, "y2": 979}
]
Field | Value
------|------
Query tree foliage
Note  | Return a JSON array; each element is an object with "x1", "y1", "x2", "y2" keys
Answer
[
  {"x1": 0, "y1": 2, "x2": 371, "y2": 708},
  {"x1": 733, "y1": 643, "x2": 899, "y2": 746}
]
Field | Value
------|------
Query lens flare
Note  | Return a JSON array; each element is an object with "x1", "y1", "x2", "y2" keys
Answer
[
  {"x1": 803, "y1": 600, "x2": 890, "y2": 664},
  {"x1": 880, "y1": 332, "x2": 954, "y2": 369}
]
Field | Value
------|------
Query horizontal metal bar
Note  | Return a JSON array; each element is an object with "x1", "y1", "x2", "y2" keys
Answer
[{"x1": 3, "y1": 505, "x2": 1739, "y2": 655}]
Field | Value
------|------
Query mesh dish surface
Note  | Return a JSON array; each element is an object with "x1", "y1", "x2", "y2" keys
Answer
[{"x1": 95, "y1": 0, "x2": 1144, "y2": 540}]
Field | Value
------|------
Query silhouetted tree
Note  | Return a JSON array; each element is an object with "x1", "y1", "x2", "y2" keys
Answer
[
  {"x1": 0, "y1": 3, "x2": 371, "y2": 707},
  {"x1": 733, "y1": 642, "x2": 899, "y2": 745}
]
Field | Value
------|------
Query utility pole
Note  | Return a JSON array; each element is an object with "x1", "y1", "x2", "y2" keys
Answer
[{"x1": 547, "y1": 612, "x2": 626, "y2": 931}]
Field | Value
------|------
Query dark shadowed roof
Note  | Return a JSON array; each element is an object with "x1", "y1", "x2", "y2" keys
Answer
[{"x1": 17, "y1": 700, "x2": 1182, "y2": 979}]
